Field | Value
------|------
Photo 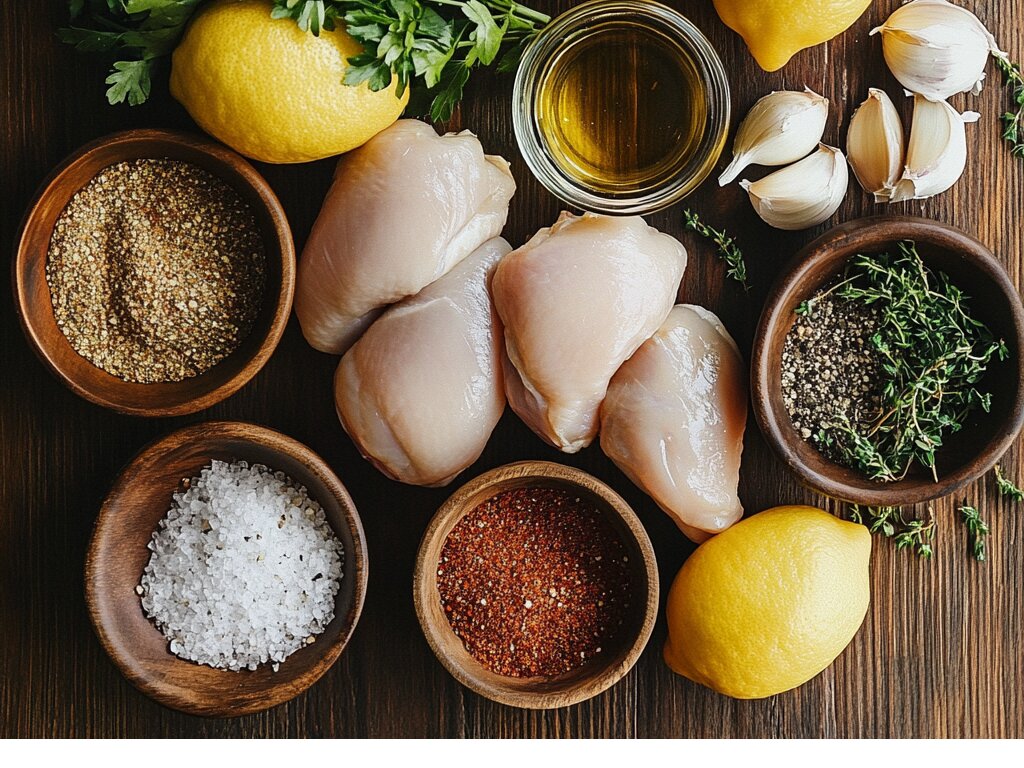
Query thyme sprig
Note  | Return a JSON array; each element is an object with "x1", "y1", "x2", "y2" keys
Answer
[
  {"x1": 803, "y1": 242, "x2": 1007, "y2": 483},
  {"x1": 995, "y1": 55, "x2": 1024, "y2": 158},
  {"x1": 959, "y1": 502, "x2": 989, "y2": 562},
  {"x1": 848, "y1": 504, "x2": 935, "y2": 558},
  {"x1": 994, "y1": 463, "x2": 1024, "y2": 502},
  {"x1": 682, "y1": 209, "x2": 750, "y2": 291}
]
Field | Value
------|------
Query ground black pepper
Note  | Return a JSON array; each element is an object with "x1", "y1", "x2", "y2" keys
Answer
[
  {"x1": 781, "y1": 289, "x2": 884, "y2": 461},
  {"x1": 46, "y1": 158, "x2": 266, "y2": 383},
  {"x1": 437, "y1": 487, "x2": 632, "y2": 678}
]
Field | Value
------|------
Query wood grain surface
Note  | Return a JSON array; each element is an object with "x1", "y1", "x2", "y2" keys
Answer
[{"x1": 1, "y1": 0, "x2": 1022, "y2": 738}]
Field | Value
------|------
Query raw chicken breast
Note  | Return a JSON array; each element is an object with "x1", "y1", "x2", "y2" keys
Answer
[
  {"x1": 600, "y1": 305, "x2": 747, "y2": 543},
  {"x1": 334, "y1": 238, "x2": 510, "y2": 487},
  {"x1": 492, "y1": 212, "x2": 686, "y2": 452},
  {"x1": 296, "y1": 119, "x2": 516, "y2": 354}
]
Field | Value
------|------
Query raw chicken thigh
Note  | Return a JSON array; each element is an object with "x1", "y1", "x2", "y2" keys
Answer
[
  {"x1": 296, "y1": 119, "x2": 516, "y2": 354},
  {"x1": 600, "y1": 305, "x2": 747, "y2": 542},
  {"x1": 334, "y1": 238, "x2": 510, "y2": 487},
  {"x1": 492, "y1": 212, "x2": 686, "y2": 452}
]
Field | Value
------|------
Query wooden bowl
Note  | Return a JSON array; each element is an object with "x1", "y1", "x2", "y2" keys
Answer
[
  {"x1": 752, "y1": 216, "x2": 1024, "y2": 506},
  {"x1": 413, "y1": 461, "x2": 658, "y2": 709},
  {"x1": 13, "y1": 129, "x2": 295, "y2": 417},
  {"x1": 85, "y1": 421, "x2": 368, "y2": 717}
]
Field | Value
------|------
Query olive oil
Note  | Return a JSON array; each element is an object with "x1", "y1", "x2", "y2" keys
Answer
[{"x1": 535, "y1": 23, "x2": 708, "y2": 194}]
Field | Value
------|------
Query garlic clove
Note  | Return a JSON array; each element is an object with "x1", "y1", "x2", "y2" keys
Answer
[
  {"x1": 870, "y1": 0, "x2": 1006, "y2": 102},
  {"x1": 889, "y1": 95, "x2": 979, "y2": 203},
  {"x1": 847, "y1": 88, "x2": 905, "y2": 202},
  {"x1": 718, "y1": 88, "x2": 829, "y2": 186},
  {"x1": 739, "y1": 144, "x2": 849, "y2": 231}
]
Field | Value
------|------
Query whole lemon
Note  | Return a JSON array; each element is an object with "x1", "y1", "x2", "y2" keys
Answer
[
  {"x1": 713, "y1": 0, "x2": 872, "y2": 71},
  {"x1": 170, "y1": 0, "x2": 408, "y2": 163},
  {"x1": 664, "y1": 506, "x2": 870, "y2": 699}
]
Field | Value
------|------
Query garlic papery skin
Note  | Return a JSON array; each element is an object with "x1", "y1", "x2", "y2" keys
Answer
[
  {"x1": 889, "y1": 95, "x2": 979, "y2": 203},
  {"x1": 739, "y1": 144, "x2": 849, "y2": 231},
  {"x1": 717, "y1": 88, "x2": 828, "y2": 186},
  {"x1": 847, "y1": 88, "x2": 905, "y2": 202},
  {"x1": 870, "y1": 0, "x2": 1006, "y2": 102}
]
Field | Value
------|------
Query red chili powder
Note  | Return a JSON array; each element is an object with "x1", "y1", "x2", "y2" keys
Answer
[{"x1": 437, "y1": 486, "x2": 632, "y2": 678}]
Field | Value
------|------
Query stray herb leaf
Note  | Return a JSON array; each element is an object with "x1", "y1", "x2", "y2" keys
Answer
[
  {"x1": 995, "y1": 55, "x2": 1024, "y2": 158},
  {"x1": 848, "y1": 504, "x2": 935, "y2": 558},
  {"x1": 682, "y1": 209, "x2": 750, "y2": 291},
  {"x1": 994, "y1": 464, "x2": 1024, "y2": 502},
  {"x1": 812, "y1": 242, "x2": 1006, "y2": 483},
  {"x1": 959, "y1": 501, "x2": 989, "y2": 562}
]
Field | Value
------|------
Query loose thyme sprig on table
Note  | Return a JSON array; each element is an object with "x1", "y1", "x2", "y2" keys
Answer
[
  {"x1": 995, "y1": 55, "x2": 1024, "y2": 158},
  {"x1": 802, "y1": 242, "x2": 1007, "y2": 483},
  {"x1": 847, "y1": 504, "x2": 935, "y2": 559},
  {"x1": 994, "y1": 463, "x2": 1024, "y2": 502},
  {"x1": 959, "y1": 502, "x2": 989, "y2": 562},
  {"x1": 59, "y1": 0, "x2": 550, "y2": 120},
  {"x1": 682, "y1": 209, "x2": 750, "y2": 291}
]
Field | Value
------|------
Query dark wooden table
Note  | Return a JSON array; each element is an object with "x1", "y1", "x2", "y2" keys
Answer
[{"x1": 2, "y1": 0, "x2": 1022, "y2": 738}]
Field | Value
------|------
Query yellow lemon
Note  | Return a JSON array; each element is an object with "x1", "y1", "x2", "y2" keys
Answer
[
  {"x1": 170, "y1": 0, "x2": 408, "y2": 163},
  {"x1": 664, "y1": 505, "x2": 870, "y2": 699},
  {"x1": 713, "y1": 0, "x2": 872, "y2": 71}
]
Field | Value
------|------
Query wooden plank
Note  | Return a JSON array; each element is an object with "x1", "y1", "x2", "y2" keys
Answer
[{"x1": 0, "y1": 0, "x2": 1021, "y2": 737}]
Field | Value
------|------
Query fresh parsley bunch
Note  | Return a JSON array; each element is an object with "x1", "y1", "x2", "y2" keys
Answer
[{"x1": 58, "y1": 0, "x2": 550, "y2": 121}]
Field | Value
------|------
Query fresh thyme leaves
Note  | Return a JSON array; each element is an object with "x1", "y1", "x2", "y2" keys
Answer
[
  {"x1": 799, "y1": 241, "x2": 1007, "y2": 483},
  {"x1": 60, "y1": 0, "x2": 550, "y2": 120},
  {"x1": 994, "y1": 463, "x2": 1024, "y2": 502},
  {"x1": 959, "y1": 502, "x2": 989, "y2": 562},
  {"x1": 682, "y1": 209, "x2": 750, "y2": 291},
  {"x1": 847, "y1": 504, "x2": 935, "y2": 558},
  {"x1": 995, "y1": 55, "x2": 1024, "y2": 158}
]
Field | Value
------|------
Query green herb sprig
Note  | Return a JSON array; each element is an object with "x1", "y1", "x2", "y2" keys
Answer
[
  {"x1": 848, "y1": 504, "x2": 935, "y2": 559},
  {"x1": 59, "y1": 0, "x2": 550, "y2": 121},
  {"x1": 959, "y1": 502, "x2": 989, "y2": 562},
  {"x1": 994, "y1": 463, "x2": 1024, "y2": 502},
  {"x1": 682, "y1": 209, "x2": 750, "y2": 291},
  {"x1": 995, "y1": 55, "x2": 1024, "y2": 158},
  {"x1": 804, "y1": 242, "x2": 1007, "y2": 483}
]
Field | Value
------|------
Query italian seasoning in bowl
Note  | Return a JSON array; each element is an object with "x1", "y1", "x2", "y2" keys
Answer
[{"x1": 46, "y1": 158, "x2": 266, "y2": 383}]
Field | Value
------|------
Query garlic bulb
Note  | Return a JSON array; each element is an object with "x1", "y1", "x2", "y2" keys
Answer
[
  {"x1": 870, "y1": 0, "x2": 1006, "y2": 102},
  {"x1": 847, "y1": 88, "x2": 905, "y2": 202},
  {"x1": 717, "y1": 88, "x2": 829, "y2": 186},
  {"x1": 740, "y1": 144, "x2": 848, "y2": 231},
  {"x1": 889, "y1": 95, "x2": 979, "y2": 203}
]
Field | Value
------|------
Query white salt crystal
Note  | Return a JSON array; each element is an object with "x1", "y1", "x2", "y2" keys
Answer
[{"x1": 138, "y1": 460, "x2": 344, "y2": 672}]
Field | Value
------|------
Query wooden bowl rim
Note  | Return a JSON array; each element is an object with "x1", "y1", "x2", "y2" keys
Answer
[
  {"x1": 751, "y1": 215, "x2": 1024, "y2": 506},
  {"x1": 84, "y1": 420, "x2": 368, "y2": 717},
  {"x1": 412, "y1": 460, "x2": 659, "y2": 710},
  {"x1": 12, "y1": 128, "x2": 296, "y2": 417}
]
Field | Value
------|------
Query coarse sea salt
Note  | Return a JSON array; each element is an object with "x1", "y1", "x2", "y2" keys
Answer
[{"x1": 139, "y1": 460, "x2": 344, "y2": 672}]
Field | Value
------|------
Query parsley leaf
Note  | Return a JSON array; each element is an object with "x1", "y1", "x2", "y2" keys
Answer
[{"x1": 105, "y1": 58, "x2": 152, "y2": 105}]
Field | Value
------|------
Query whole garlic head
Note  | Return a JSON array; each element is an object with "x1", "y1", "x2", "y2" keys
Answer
[
  {"x1": 889, "y1": 95, "x2": 979, "y2": 203},
  {"x1": 847, "y1": 88, "x2": 905, "y2": 202},
  {"x1": 870, "y1": 0, "x2": 1006, "y2": 102},
  {"x1": 717, "y1": 88, "x2": 829, "y2": 186},
  {"x1": 740, "y1": 144, "x2": 849, "y2": 231}
]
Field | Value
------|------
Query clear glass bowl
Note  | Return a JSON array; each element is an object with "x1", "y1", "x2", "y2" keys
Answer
[{"x1": 513, "y1": 0, "x2": 730, "y2": 215}]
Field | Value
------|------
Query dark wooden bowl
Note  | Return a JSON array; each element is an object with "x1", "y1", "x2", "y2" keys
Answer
[
  {"x1": 13, "y1": 129, "x2": 295, "y2": 417},
  {"x1": 752, "y1": 216, "x2": 1024, "y2": 506},
  {"x1": 85, "y1": 421, "x2": 368, "y2": 717},
  {"x1": 413, "y1": 461, "x2": 658, "y2": 709}
]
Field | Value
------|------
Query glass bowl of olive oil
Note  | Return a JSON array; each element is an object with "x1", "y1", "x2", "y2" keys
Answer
[{"x1": 514, "y1": 0, "x2": 730, "y2": 215}]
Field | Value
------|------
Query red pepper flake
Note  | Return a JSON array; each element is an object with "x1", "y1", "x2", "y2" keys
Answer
[{"x1": 437, "y1": 486, "x2": 632, "y2": 678}]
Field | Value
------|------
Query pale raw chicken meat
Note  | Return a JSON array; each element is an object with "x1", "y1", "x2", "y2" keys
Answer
[
  {"x1": 296, "y1": 119, "x2": 516, "y2": 354},
  {"x1": 334, "y1": 238, "x2": 510, "y2": 487},
  {"x1": 492, "y1": 212, "x2": 686, "y2": 452},
  {"x1": 600, "y1": 305, "x2": 747, "y2": 543}
]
